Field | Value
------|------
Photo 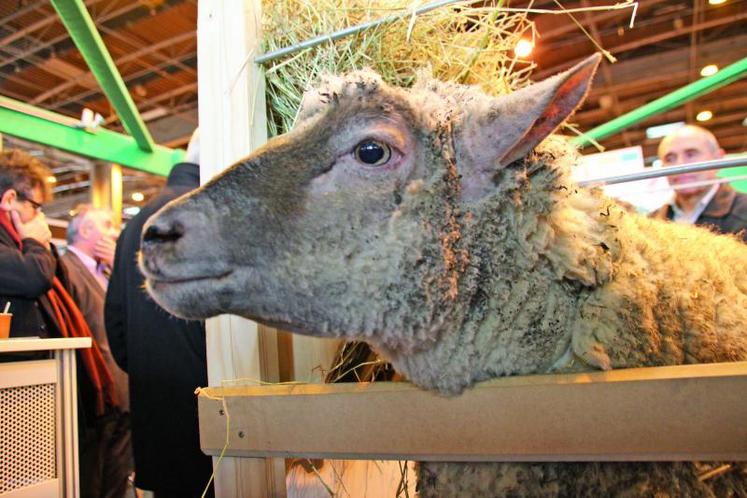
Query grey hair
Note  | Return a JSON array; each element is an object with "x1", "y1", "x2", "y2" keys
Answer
[
  {"x1": 67, "y1": 203, "x2": 94, "y2": 245},
  {"x1": 658, "y1": 124, "x2": 721, "y2": 157}
]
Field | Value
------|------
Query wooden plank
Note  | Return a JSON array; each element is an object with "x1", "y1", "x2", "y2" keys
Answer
[
  {"x1": 0, "y1": 337, "x2": 91, "y2": 353},
  {"x1": 2, "y1": 479, "x2": 60, "y2": 498},
  {"x1": 196, "y1": 1, "x2": 286, "y2": 496},
  {"x1": 199, "y1": 361, "x2": 747, "y2": 462},
  {"x1": 0, "y1": 359, "x2": 57, "y2": 388}
]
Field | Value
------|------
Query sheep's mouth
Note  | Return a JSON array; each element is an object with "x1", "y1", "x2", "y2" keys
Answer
[{"x1": 147, "y1": 270, "x2": 234, "y2": 288}]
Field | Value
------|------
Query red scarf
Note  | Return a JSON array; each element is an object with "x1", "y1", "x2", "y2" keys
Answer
[{"x1": 1, "y1": 212, "x2": 118, "y2": 415}]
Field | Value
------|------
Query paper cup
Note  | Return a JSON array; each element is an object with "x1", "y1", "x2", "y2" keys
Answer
[{"x1": 0, "y1": 313, "x2": 11, "y2": 339}]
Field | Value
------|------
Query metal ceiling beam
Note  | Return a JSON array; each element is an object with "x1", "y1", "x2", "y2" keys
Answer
[
  {"x1": 537, "y1": 0, "x2": 671, "y2": 40},
  {"x1": 0, "y1": 0, "x2": 101, "y2": 48},
  {"x1": 104, "y1": 82, "x2": 198, "y2": 125},
  {"x1": 0, "y1": 95, "x2": 183, "y2": 176},
  {"x1": 0, "y1": 0, "x2": 52, "y2": 28},
  {"x1": 50, "y1": 0, "x2": 155, "y2": 152},
  {"x1": 31, "y1": 31, "x2": 195, "y2": 104},
  {"x1": 572, "y1": 57, "x2": 747, "y2": 147},
  {"x1": 49, "y1": 50, "x2": 196, "y2": 113},
  {"x1": 575, "y1": 81, "x2": 747, "y2": 124},
  {"x1": 98, "y1": 25, "x2": 197, "y2": 77},
  {"x1": 536, "y1": 11, "x2": 747, "y2": 80},
  {"x1": 0, "y1": 1, "x2": 142, "y2": 69}
]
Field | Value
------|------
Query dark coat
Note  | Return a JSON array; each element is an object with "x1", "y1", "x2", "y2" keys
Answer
[
  {"x1": 650, "y1": 184, "x2": 747, "y2": 241},
  {"x1": 104, "y1": 163, "x2": 212, "y2": 495},
  {"x1": 62, "y1": 251, "x2": 130, "y2": 410},
  {"x1": 0, "y1": 227, "x2": 57, "y2": 340},
  {"x1": 0, "y1": 224, "x2": 105, "y2": 431}
]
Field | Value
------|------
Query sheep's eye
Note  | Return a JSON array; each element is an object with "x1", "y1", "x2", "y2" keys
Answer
[{"x1": 354, "y1": 140, "x2": 391, "y2": 166}]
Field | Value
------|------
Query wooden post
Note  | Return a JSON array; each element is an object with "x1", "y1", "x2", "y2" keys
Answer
[
  {"x1": 197, "y1": 1, "x2": 286, "y2": 496},
  {"x1": 110, "y1": 163, "x2": 122, "y2": 228},
  {"x1": 91, "y1": 163, "x2": 111, "y2": 208}
]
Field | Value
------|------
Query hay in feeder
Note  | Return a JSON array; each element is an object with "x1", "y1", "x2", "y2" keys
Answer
[{"x1": 261, "y1": 0, "x2": 536, "y2": 136}]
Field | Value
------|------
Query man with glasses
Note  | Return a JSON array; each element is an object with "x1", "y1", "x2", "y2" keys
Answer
[
  {"x1": 0, "y1": 148, "x2": 55, "y2": 339},
  {"x1": 1, "y1": 149, "x2": 121, "y2": 498}
]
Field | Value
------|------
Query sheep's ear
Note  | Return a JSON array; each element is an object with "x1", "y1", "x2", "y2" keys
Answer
[{"x1": 459, "y1": 54, "x2": 601, "y2": 201}]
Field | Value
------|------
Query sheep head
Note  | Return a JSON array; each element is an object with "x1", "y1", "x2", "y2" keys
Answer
[{"x1": 140, "y1": 54, "x2": 600, "y2": 355}]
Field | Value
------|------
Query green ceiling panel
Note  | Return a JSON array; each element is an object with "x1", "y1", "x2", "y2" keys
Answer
[{"x1": 0, "y1": 95, "x2": 183, "y2": 176}]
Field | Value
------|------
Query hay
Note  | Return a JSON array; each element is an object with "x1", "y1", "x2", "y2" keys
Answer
[{"x1": 261, "y1": 0, "x2": 535, "y2": 136}]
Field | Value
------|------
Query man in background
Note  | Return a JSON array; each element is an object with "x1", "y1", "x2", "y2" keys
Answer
[
  {"x1": 63, "y1": 205, "x2": 132, "y2": 498},
  {"x1": 651, "y1": 124, "x2": 747, "y2": 240},
  {"x1": 0, "y1": 149, "x2": 55, "y2": 340},
  {"x1": 105, "y1": 130, "x2": 213, "y2": 498},
  {"x1": 1, "y1": 149, "x2": 120, "y2": 497}
]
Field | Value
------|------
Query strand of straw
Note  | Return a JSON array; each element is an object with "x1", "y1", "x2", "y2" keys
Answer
[
  {"x1": 3, "y1": 302, "x2": 10, "y2": 314},
  {"x1": 256, "y1": 1, "x2": 639, "y2": 64}
]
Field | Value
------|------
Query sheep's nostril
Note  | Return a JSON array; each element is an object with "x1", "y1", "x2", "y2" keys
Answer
[{"x1": 142, "y1": 221, "x2": 185, "y2": 246}]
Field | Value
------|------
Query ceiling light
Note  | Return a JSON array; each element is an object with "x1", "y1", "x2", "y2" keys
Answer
[
  {"x1": 708, "y1": 0, "x2": 727, "y2": 4},
  {"x1": 700, "y1": 64, "x2": 718, "y2": 77},
  {"x1": 46, "y1": 176, "x2": 57, "y2": 183},
  {"x1": 131, "y1": 192, "x2": 145, "y2": 202},
  {"x1": 645, "y1": 121, "x2": 684, "y2": 139},
  {"x1": 514, "y1": 39, "x2": 534, "y2": 58},
  {"x1": 140, "y1": 106, "x2": 169, "y2": 122},
  {"x1": 696, "y1": 110, "x2": 713, "y2": 122},
  {"x1": 599, "y1": 95, "x2": 614, "y2": 109},
  {"x1": 123, "y1": 206, "x2": 141, "y2": 217}
]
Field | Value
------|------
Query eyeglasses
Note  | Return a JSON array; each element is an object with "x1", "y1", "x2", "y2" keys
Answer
[{"x1": 18, "y1": 192, "x2": 44, "y2": 212}]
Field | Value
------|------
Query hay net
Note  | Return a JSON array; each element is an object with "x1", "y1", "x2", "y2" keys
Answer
[{"x1": 261, "y1": 0, "x2": 535, "y2": 137}]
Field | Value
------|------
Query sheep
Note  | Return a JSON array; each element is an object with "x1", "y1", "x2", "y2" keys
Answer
[{"x1": 139, "y1": 53, "x2": 747, "y2": 496}]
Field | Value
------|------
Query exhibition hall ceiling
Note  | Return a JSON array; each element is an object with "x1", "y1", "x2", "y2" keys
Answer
[{"x1": 0, "y1": 0, "x2": 745, "y2": 218}]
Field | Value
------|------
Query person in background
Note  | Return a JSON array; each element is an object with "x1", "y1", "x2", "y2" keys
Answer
[
  {"x1": 105, "y1": 129, "x2": 214, "y2": 498},
  {"x1": 651, "y1": 124, "x2": 747, "y2": 240},
  {"x1": 63, "y1": 205, "x2": 132, "y2": 498},
  {"x1": 0, "y1": 149, "x2": 55, "y2": 341},
  {"x1": 0, "y1": 149, "x2": 120, "y2": 498}
]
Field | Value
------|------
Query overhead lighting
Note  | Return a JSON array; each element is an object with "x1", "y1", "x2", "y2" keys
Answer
[
  {"x1": 514, "y1": 39, "x2": 534, "y2": 58},
  {"x1": 645, "y1": 121, "x2": 684, "y2": 139},
  {"x1": 696, "y1": 110, "x2": 713, "y2": 122},
  {"x1": 123, "y1": 206, "x2": 141, "y2": 217},
  {"x1": 700, "y1": 64, "x2": 719, "y2": 77},
  {"x1": 46, "y1": 176, "x2": 57, "y2": 184},
  {"x1": 131, "y1": 192, "x2": 145, "y2": 202},
  {"x1": 140, "y1": 106, "x2": 169, "y2": 122},
  {"x1": 708, "y1": 0, "x2": 727, "y2": 4}
]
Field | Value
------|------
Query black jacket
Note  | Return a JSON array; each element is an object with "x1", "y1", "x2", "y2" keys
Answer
[
  {"x1": 62, "y1": 251, "x2": 130, "y2": 411},
  {"x1": 650, "y1": 184, "x2": 747, "y2": 241},
  {"x1": 0, "y1": 228, "x2": 58, "y2": 340},
  {"x1": 104, "y1": 163, "x2": 212, "y2": 494},
  {"x1": 0, "y1": 224, "x2": 106, "y2": 431}
]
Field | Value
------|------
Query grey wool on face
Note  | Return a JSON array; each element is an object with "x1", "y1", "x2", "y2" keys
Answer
[{"x1": 140, "y1": 53, "x2": 747, "y2": 496}]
